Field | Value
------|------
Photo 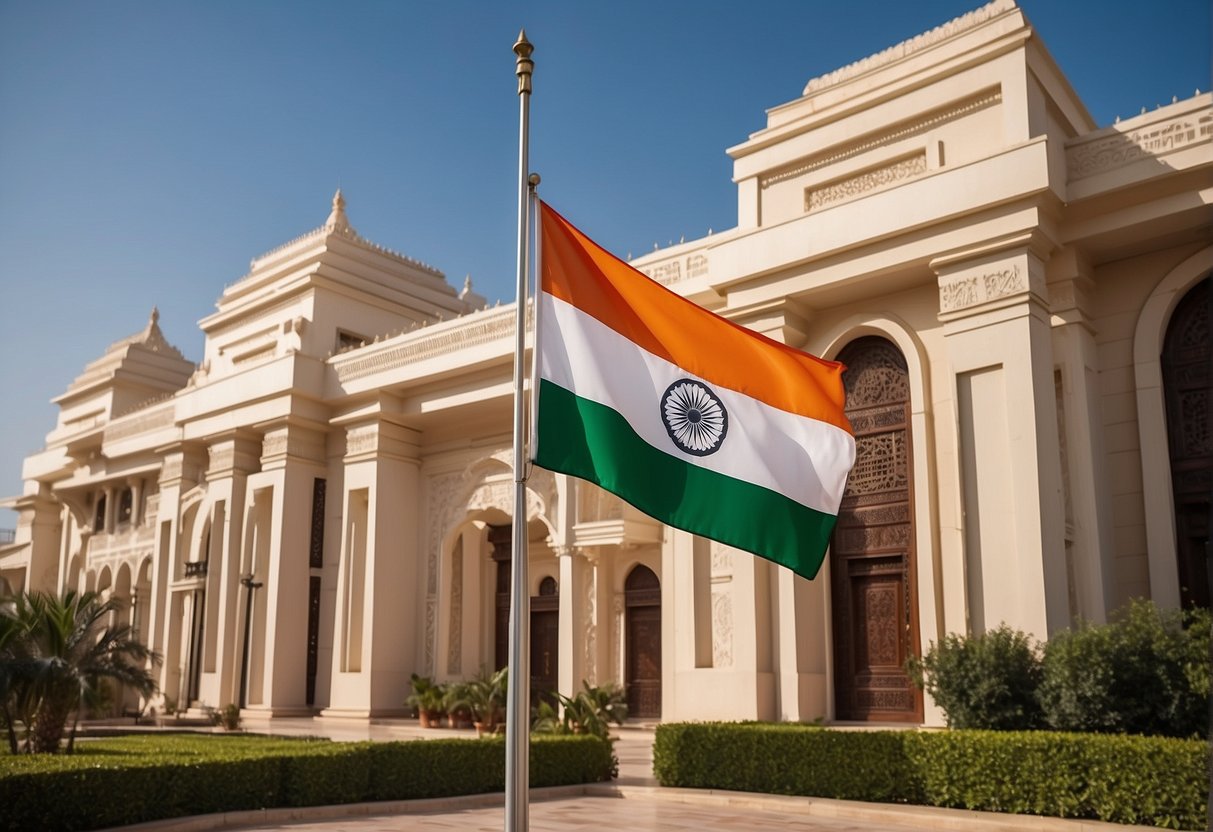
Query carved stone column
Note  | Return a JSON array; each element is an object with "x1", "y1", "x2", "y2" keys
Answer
[{"x1": 932, "y1": 235, "x2": 1069, "y2": 638}]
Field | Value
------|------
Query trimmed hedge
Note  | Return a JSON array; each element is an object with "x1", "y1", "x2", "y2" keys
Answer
[
  {"x1": 654, "y1": 722, "x2": 1208, "y2": 831},
  {"x1": 0, "y1": 733, "x2": 615, "y2": 831}
]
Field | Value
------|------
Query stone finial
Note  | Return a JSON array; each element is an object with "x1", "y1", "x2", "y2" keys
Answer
[
  {"x1": 150, "y1": 306, "x2": 160, "y2": 326},
  {"x1": 325, "y1": 188, "x2": 354, "y2": 234},
  {"x1": 461, "y1": 275, "x2": 473, "y2": 298}
]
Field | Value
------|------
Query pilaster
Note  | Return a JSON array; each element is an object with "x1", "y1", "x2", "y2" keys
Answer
[
  {"x1": 1047, "y1": 248, "x2": 1112, "y2": 623},
  {"x1": 237, "y1": 420, "x2": 327, "y2": 715},
  {"x1": 324, "y1": 417, "x2": 421, "y2": 717},
  {"x1": 196, "y1": 430, "x2": 261, "y2": 709},
  {"x1": 933, "y1": 234, "x2": 1069, "y2": 638},
  {"x1": 556, "y1": 546, "x2": 587, "y2": 698}
]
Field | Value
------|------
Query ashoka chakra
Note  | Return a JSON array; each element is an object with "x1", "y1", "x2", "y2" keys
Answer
[{"x1": 661, "y1": 379, "x2": 728, "y2": 456}]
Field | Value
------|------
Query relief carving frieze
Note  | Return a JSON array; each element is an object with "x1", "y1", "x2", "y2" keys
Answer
[
  {"x1": 1067, "y1": 110, "x2": 1213, "y2": 180},
  {"x1": 447, "y1": 547, "x2": 463, "y2": 675},
  {"x1": 805, "y1": 153, "x2": 927, "y2": 212},
  {"x1": 762, "y1": 90, "x2": 1000, "y2": 189},
  {"x1": 711, "y1": 589, "x2": 733, "y2": 668},
  {"x1": 938, "y1": 264, "x2": 1026, "y2": 313}
]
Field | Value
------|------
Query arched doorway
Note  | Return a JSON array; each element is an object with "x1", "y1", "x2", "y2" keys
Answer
[
  {"x1": 624, "y1": 564, "x2": 661, "y2": 719},
  {"x1": 830, "y1": 336, "x2": 922, "y2": 722},
  {"x1": 1162, "y1": 277, "x2": 1210, "y2": 609}
]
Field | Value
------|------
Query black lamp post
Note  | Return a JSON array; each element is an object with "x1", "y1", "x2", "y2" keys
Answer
[{"x1": 238, "y1": 575, "x2": 264, "y2": 709}]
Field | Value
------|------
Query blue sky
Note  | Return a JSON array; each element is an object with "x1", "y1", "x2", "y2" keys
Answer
[{"x1": 0, "y1": 0, "x2": 1209, "y2": 525}]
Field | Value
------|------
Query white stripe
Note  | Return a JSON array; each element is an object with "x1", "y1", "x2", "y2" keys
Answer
[{"x1": 539, "y1": 292, "x2": 856, "y2": 515}]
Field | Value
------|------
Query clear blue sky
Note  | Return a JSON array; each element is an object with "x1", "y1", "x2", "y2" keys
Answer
[{"x1": 0, "y1": 0, "x2": 1209, "y2": 526}]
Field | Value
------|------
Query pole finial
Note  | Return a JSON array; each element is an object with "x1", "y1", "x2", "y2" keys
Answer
[{"x1": 514, "y1": 29, "x2": 534, "y2": 95}]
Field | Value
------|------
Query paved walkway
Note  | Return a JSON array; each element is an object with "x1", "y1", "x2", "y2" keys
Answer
[{"x1": 109, "y1": 718, "x2": 1159, "y2": 832}]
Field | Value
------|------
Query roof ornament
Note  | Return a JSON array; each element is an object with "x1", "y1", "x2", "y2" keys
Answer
[{"x1": 325, "y1": 188, "x2": 354, "y2": 234}]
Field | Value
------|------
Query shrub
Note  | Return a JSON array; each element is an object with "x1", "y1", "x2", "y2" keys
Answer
[
  {"x1": 907, "y1": 624, "x2": 1042, "y2": 730},
  {"x1": 654, "y1": 722, "x2": 1208, "y2": 830},
  {"x1": 1039, "y1": 600, "x2": 1210, "y2": 738},
  {"x1": 653, "y1": 722, "x2": 916, "y2": 804},
  {"x1": 0, "y1": 732, "x2": 615, "y2": 831}
]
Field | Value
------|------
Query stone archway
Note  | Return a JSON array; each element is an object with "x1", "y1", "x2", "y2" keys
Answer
[
  {"x1": 830, "y1": 336, "x2": 922, "y2": 722},
  {"x1": 1161, "y1": 277, "x2": 1210, "y2": 608},
  {"x1": 624, "y1": 564, "x2": 661, "y2": 719}
]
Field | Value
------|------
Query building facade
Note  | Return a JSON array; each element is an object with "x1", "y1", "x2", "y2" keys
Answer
[{"x1": 1, "y1": 0, "x2": 1209, "y2": 726}]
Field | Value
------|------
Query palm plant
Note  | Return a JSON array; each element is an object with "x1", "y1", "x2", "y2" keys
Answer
[
  {"x1": 405, "y1": 673, "x2": 448, "y2": 727},
  {"x1": 531, "y1": 681, "x2": 627, "y2": 740},
  {"x1": 451, "y1": 666, "x2": 508, "y2": 735},
  {"x1": 0, "y1": 590, "x2": 160, "y2": 753}
]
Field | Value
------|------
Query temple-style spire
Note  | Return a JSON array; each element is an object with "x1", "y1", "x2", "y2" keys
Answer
[{"x1": 325, "y1": 188, "x2": 354, "y2": 234}]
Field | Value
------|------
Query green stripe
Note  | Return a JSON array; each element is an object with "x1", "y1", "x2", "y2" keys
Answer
[{"x1": 534, "y1": 380, "x2": 837, "y2": 580}]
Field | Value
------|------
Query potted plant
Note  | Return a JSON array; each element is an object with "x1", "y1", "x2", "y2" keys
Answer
[
  {"x1": 531, "y1": 681, "x2": 627, "y2": 739},
  {"x1": 405, "y1": 673, "x2": 447, "y2": 728},
  {"x1": 454, "y1": 667, "x2": 508, "y2": 737},
  {"x1": 443, "y1": 681, "x2": 474, "y2": 729}
]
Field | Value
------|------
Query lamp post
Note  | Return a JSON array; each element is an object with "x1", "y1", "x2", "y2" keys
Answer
[{"x1": 238, "y1": 575, "x2": 263, "y2": 710}]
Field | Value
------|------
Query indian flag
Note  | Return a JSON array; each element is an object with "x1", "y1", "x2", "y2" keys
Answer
[{"x1": 533, "y1": 203, "x2": 856, "y2": 580}]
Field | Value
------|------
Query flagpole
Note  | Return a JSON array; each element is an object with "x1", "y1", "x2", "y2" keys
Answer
[{"x1": 506, "y1": 28, "x2": 534, "y2": 832}]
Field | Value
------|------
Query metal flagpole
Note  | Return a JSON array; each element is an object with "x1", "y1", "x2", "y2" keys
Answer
[{"x1": 506, "y1": 28, "x2": 534, "y2": 832}]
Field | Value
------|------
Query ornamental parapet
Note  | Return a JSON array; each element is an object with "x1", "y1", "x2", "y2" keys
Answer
[
  {"x1": 1066, "y1": 95, "x2": 1212, "y2": 182},
  {"x1": 332, "y1": 302, "x2": 527, "y2": 384}
]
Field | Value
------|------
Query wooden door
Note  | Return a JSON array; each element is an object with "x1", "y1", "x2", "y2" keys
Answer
[
  {"x1": 831, "y1": 337, "x2": 922, "y2": 722},
  {"x1": 625, "y1": 565, "x2": 661, "y2": 719},
  {"x1": 1162, "y1": 277, "x2": 1210, "y2": 609}
]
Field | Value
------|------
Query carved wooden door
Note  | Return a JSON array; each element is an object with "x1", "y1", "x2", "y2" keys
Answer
[
  {"x1": 1163, "y1": 277, "x2": 1210, "y2": 609},
  {"x1": 530, "y1": 576, "x2": 560, "y2": 704},
  {"x1": 831, "y1": 337, "x2": 922, "y2": 722},
  {"x1": 530, "y1": 610, "x2": 560, "y2": 702},
  {"x1": 625, "y1": 565, "x2": 662, "y2": 718}
]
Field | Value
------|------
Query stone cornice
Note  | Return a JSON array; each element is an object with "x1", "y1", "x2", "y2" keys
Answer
[
  {"x1": 800, "y1": 0, "x2": 1016, "y2": 96},
  {"x1": 332, "y1": 304, "x2": 524, "y2": 384},
  {"x1": 759, "y1": 90, "x2": 1000, "y2": 190}
]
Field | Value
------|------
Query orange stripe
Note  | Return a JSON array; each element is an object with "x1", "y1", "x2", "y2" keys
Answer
[{"x1": 540, "y1": 202, "x2": 852, "y2": 433}]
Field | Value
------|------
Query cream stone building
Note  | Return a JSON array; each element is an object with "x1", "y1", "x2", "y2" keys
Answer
[{"x1": 1, "y1": 0, "x2": 1209, "y2": 726}]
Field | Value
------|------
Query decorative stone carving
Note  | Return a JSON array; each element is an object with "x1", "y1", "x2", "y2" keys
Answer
[
  {"x1": 335, "y1": 305, "x2": 521, "y2": 383},
  {"x1": 577, "y1": 483, "x2": 624, "y2": 523},
  {"x1": 344, "y1": 426, "x2": 378, "y2": 457},
  {"x1": 447, "y1": 545, "x2": 463, "y2": 676},
  {"x1": 1067, "y1": 110, "x2": 1213, "y2": 180},
  {"x1": 104, "y1": 404, "x2": 175, "y2": 441},
  {"x1": 423, "y1": 471, "x2": 462, "y2": 673},
  {"x1": 762, "y1": 91, "x2": 1000, "y2": 189},
  {"x1": 686, "y1": 254, "x2": 708, "y2": 279},
  {"x1": 938, "y1": 264, "x2": 1026, "y2": 313},
  {"x1": 710, "y1": 542, "x2": 733, "y2": 577},
  {"x1": 583, "y1": 563, "x2": 598, "y2": 685},
  {"x1": 805, "y1": 153, "x2": 927, "y2": 212},
  {"x1": 610, "y1": 595, "x2": 624, "y2": 682},
  {"x1": 802, "y1": 0, "x2": 1014, "y2": 94},
  {"x1": 711, "y1": 589, "x2": 733, "y2": 668}
]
